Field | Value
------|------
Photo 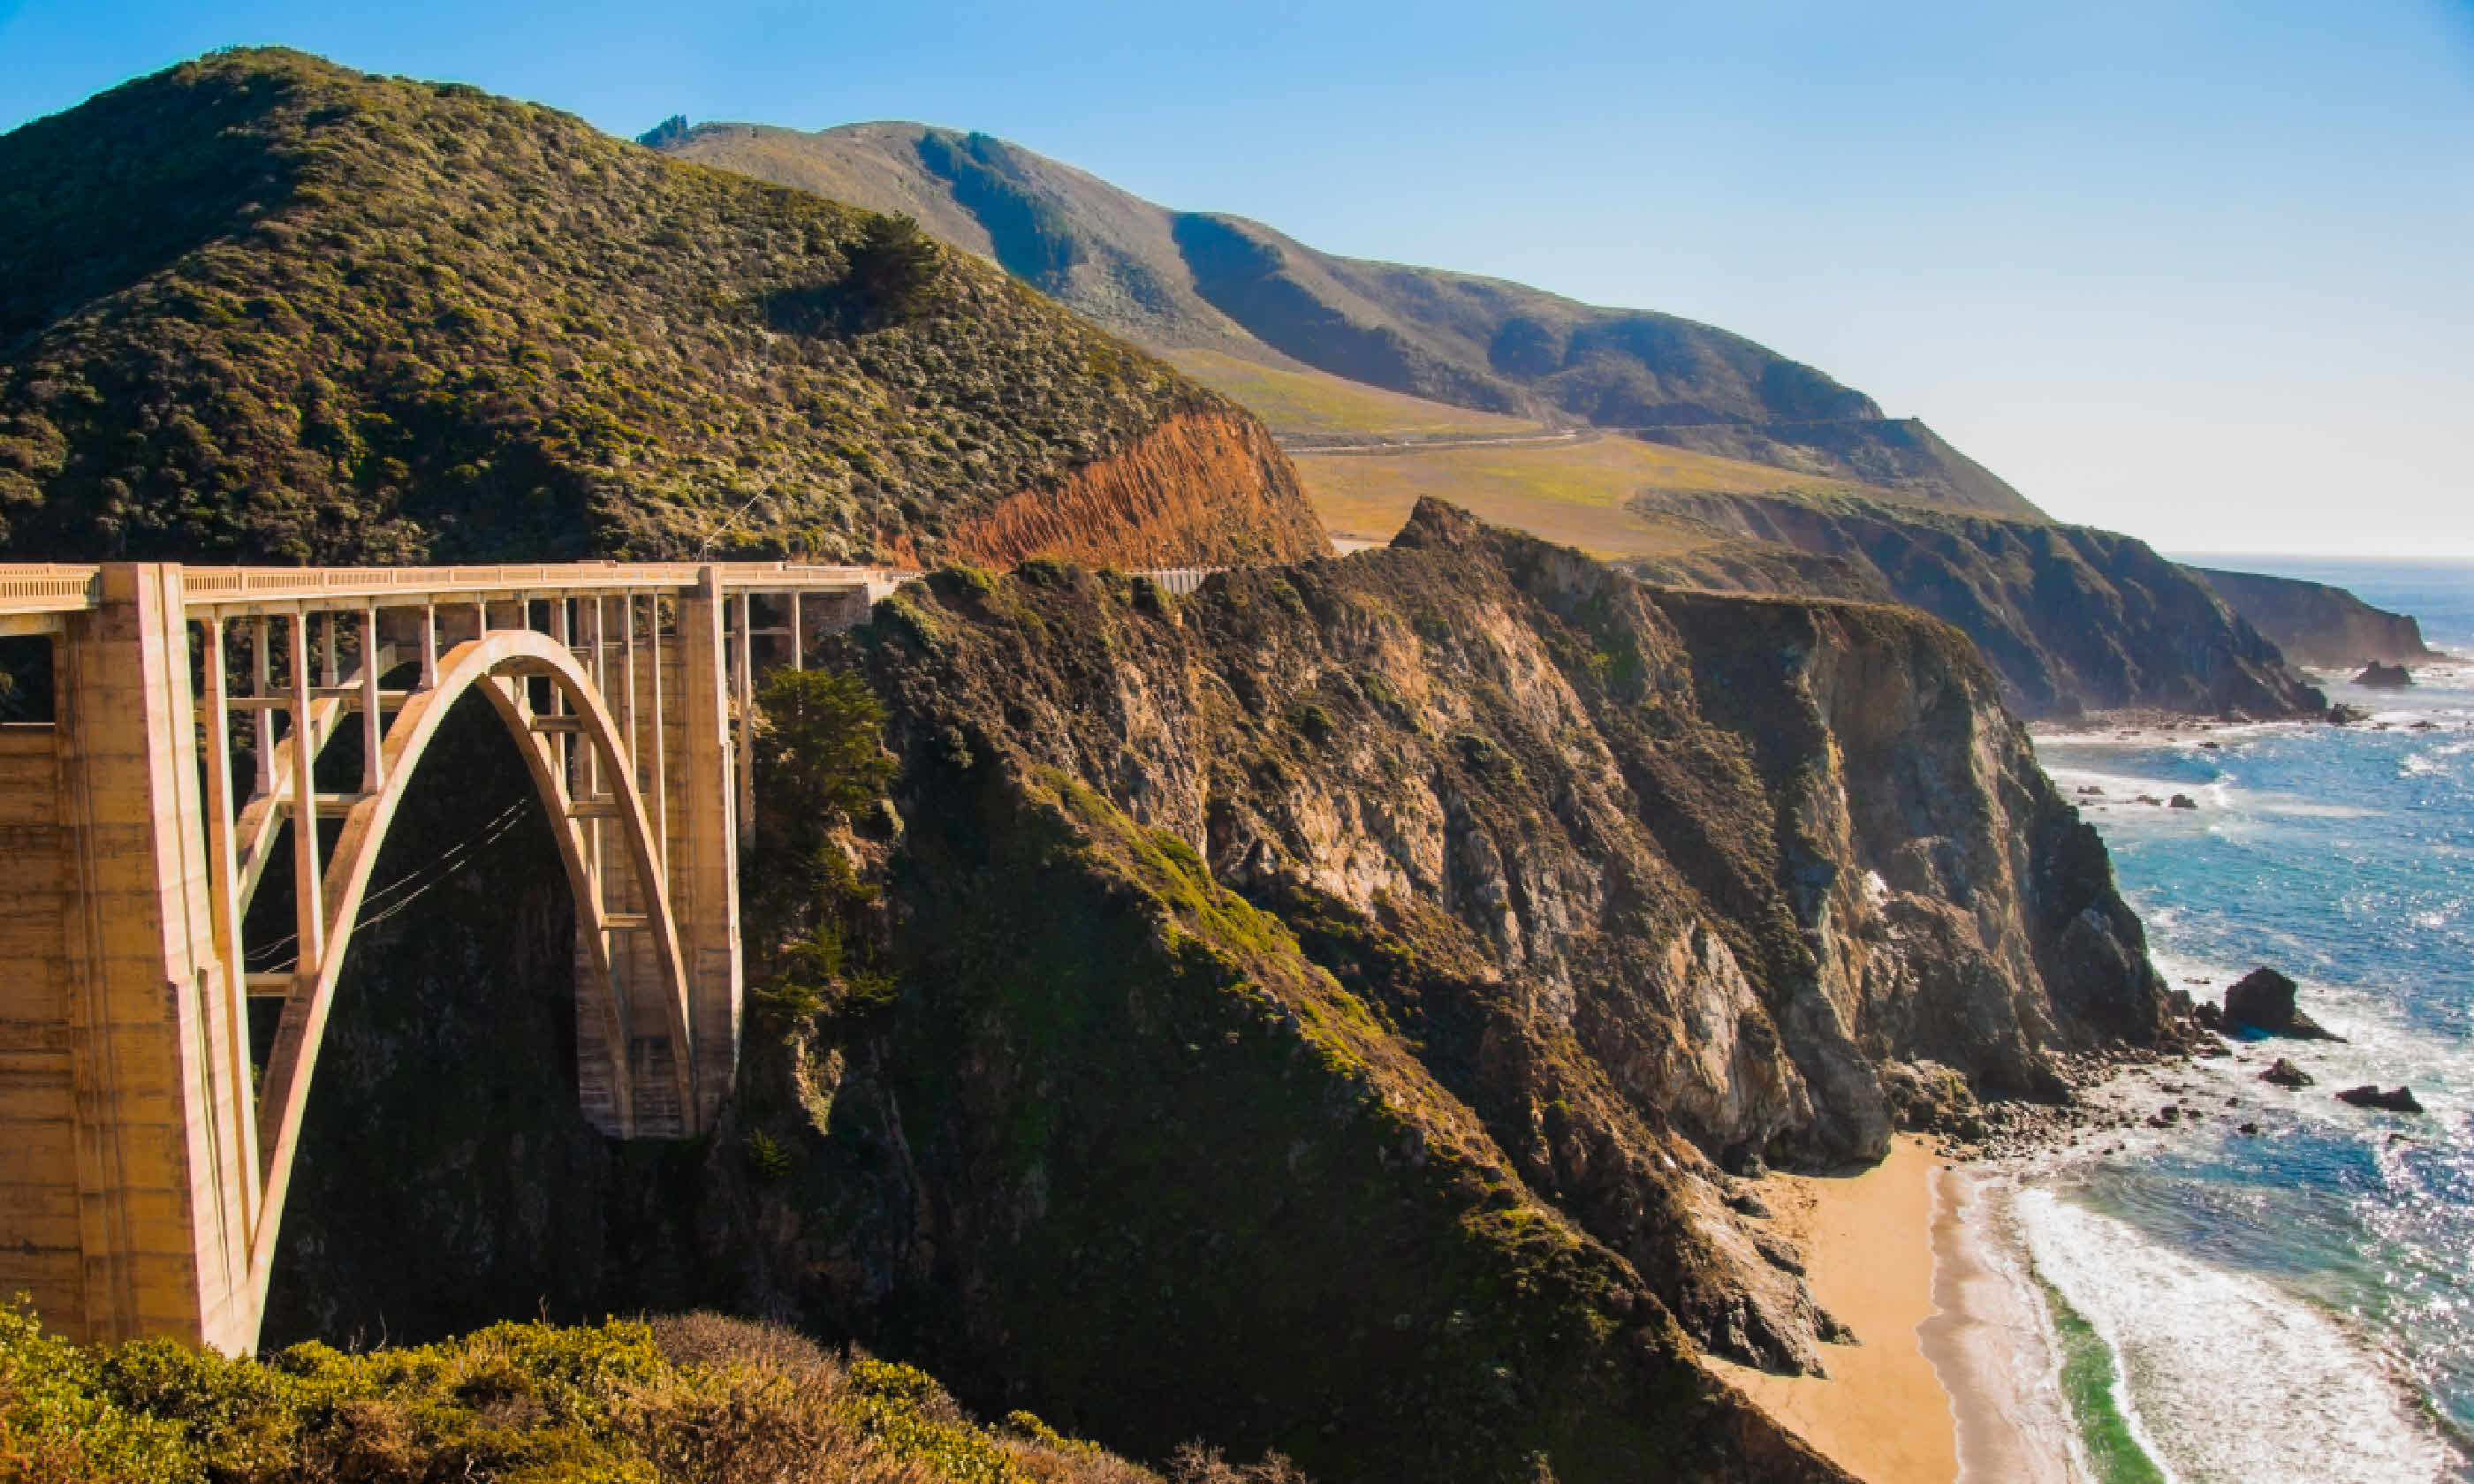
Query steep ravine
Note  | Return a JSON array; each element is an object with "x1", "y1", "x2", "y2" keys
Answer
[{"x1": 271, "y1": 503, "x2": 2182, "y2": 1483}]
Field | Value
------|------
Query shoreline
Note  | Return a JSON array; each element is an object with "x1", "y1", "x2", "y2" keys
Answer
[
  {"x1": 1918, "y1": 1170, "x2": 2081, "y2": 1484},
  {"x1": 1707, "y1": 1138, "x2": 2084, "y2": 1484}
]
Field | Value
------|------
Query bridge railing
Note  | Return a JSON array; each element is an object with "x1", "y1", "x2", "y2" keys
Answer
[
  {"x1": 0, "y1": 564, "x2": 102, "y2": 616},
  {"x1": 0, "y1": 557, "x2": 1217, "y2": 619}
]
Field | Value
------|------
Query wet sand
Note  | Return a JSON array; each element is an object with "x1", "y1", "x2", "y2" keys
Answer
[{"x1": 1704, "y1": 1137, "x2": 2079, "y2": 1483}]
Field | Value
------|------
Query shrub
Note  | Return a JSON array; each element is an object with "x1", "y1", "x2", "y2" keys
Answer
[{"x1": 0, "y1": 1303, "x2": 1174, "y2": 1484}]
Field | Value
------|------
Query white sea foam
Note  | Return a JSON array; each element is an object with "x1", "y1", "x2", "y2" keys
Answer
[{"x1": 2016, "y1": 1188, "x2": 2456, "y2": 1484}]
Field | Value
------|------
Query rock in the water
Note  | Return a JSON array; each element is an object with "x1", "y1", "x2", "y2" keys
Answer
[
  {"x1": 2335, "y1": 1085, "x2": 2424, "y2": 1114},
  {"x1": 2168, "y1": 793, "x2": 2199, "y2": 809},
  {"x1": 2260, "y1": 1058, "x2": 2314, "y2": 1088},
  {"x1": 2328, "y1": 703, "x2": 2370, "y2": 724},
  {"x1": 2223, "y1": 966, "x2": 2341, "y2": 1040},
  {"x1": 2355, "y1": 662, "x2": 2413, "y2": 688}
]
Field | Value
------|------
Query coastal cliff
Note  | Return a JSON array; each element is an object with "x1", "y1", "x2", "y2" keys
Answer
[
  {"x1": 269, "y1": 502, "x2": 2174, "y2": 1483},
  {"x1": 2195, "y1": 565, "x2": 2440, "y2": 668},
  {"x1": 1624, "y1": 490, "x2": 2323, "y2": 719}
]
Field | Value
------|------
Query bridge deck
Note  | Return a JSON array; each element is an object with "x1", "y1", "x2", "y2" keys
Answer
[{"x1": 0, "y1": 560, "x2": 926, "y2": 625}]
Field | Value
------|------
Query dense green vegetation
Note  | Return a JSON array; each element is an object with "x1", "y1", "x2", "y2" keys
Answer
[
  {"x1": 0, "y1": 1303, "x2": 1169, "y2": 1484},
  {"x1": 0, "y1": 49, "x2": 1234, "y2": 564}
]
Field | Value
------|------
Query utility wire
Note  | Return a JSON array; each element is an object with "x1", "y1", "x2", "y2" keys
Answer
[{"x1": 244, "y1": 798, "x2": 531, "y2": 972}]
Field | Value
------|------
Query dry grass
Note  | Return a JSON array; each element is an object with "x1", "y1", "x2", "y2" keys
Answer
[
  {"x1": 1162, "y1": 350, "x2": 1544, "y2": 439},
  {"x1": 1288, "y1": 434, "x2": 1871, "y2": 555}
]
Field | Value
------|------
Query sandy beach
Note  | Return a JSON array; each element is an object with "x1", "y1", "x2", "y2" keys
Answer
[{"x1": 1704, "y1": 1137, "x2": 2078, "y2": 1484}]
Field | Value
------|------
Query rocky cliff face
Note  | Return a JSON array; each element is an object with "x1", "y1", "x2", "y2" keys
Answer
[
  {"x1": 269, "y1": 502, "x2": 2179, "y2": 1483},
  {"x1": 2195, "y1": 566, "x2": 2440, "y2": 668},
  {"x1": 1626, "y1": 490, "x2": 2324, "y2": 719}
]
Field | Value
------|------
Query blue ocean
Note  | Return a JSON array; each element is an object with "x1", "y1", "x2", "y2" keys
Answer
[{"x1": 2016, "y1": 556, "x2": 2474, "y2": 1482}]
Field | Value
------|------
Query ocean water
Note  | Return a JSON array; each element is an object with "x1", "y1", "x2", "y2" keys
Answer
[{"x1": 2016, "y1": 556, "x2": 2474, "y2": 1483}]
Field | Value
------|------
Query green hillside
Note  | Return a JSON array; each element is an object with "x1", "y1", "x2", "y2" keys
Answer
[
  {"x1": 659, "y1": 119, "x2": 2040, "y2": 518},
  {"x1": 0, "y1": 52, "x2": 1316, "y2": 566}
]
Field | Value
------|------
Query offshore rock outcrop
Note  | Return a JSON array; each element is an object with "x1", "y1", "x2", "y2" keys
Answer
[
  {"x1": 1624, "y1": 490, "x2": 2324, "y2": 719},
  {"x1": 271, "y1": 502, "x2": 2176, "y2": 1484}
]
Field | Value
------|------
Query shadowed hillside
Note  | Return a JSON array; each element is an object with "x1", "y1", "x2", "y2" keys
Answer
[
  {"x1": 0, "y1": 54, "x2": 1325, "y2": 567},
  {"x1": 656, "y1": 121, "x2": 2039, "y2": 519}
]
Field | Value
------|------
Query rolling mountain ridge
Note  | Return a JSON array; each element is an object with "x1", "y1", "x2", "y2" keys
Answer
[{"x1": 657, "y1": 120, "x2": 2042, "y2": 519}]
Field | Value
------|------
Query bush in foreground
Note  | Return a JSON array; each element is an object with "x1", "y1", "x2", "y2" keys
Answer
[{"x1": 0, "y1": 1304, "x2": 1291, "y2": 1484}]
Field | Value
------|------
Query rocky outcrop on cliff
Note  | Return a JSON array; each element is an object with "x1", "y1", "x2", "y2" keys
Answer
[
  {"x1": 1624, "y1": 490, "x2": 2323, "y2": 719},
  {"x1": 2194, "y1": 566, "x2": 2440, "y2": 668},
  {"x1": 269, "y1": 502, "x2": 2175, "y2": 1483}
]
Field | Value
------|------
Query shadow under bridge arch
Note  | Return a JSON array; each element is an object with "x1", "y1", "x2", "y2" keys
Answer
[{"x1": 246, "y1": 627, "x2": 700, "y2": 1298}]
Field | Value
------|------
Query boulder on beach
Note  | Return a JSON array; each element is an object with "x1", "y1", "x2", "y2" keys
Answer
[
  {"x1": 2259, "y1": 1058, "x2": 2314, "y2": 1088},
  {"x1": 2355, "y1": 662, "x2": 2413, "y2": 688},
  {"x1": 2223, "y1": 966, "x2": 2342, "y2": 1040},
  {"x1": 2335, "y1": 1085, "x2": 2424, "y2": 1114}
]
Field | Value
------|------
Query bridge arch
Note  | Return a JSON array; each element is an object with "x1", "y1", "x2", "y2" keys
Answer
[{"x1": 242, "y1": 628, "x2": 697, "y2": 1298}]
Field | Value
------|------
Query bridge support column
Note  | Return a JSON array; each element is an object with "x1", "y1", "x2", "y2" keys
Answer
[
  {"x1": 0, "y1": 565, "x2": 258, "y2": 1349},
  {"x1": 672, "y1": 572, "x2": 742, "y2": 1131}
]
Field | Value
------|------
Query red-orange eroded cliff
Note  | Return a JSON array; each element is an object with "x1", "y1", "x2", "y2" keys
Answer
[{"x1": 945, "y1": 407, "x2": 1329, "y2": 570}]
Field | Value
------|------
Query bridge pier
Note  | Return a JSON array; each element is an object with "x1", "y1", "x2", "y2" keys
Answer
[{"x1": 0, "y1": 565, "x2": 259, "y2": 1349}]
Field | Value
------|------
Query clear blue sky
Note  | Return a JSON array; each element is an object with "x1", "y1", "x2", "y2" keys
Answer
[{"x1": 4, "y1": 1, "x2": 2470, "y2": 556}]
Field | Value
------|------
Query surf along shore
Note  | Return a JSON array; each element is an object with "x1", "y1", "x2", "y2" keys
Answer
[{"x1": 1705, "y1": 1136, "x2": 2077, "y2": 1484}]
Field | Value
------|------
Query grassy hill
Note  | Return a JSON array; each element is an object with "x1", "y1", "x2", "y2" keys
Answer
[
  {"x1": 656, "y1": 121, "x2": 2042, "y2": 519},
  {"x1": 1157, "y1": 348, "x2": 1548, "y2": 441},
  {"x1": 0, "y1": 54, "x2": 1323, "y2": 566},
  {"x1": 1293, "y1": 430, "x2": 1877, "y2": 552}
]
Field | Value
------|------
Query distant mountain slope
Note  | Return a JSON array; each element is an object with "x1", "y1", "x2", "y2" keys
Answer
[
  {"x1": 658, "y1": 120, "x2": 2041, "y2": 519},
  {"x1": 2194, "y1": 567, "x2": 2440, "y2": 668},
  {"x1": 1623, "y1": 490, "x2": 2324, "y2": 719},
  {"x1": 0, "y1": 57, "x2": 1325, "y2": 567}
]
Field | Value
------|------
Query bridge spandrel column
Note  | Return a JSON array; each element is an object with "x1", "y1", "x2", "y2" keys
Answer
[
  {"x1": 34, "y1": 565, "x2": 256, "y2": 1351},
  {"x1": 672, "y1": 575, "x2": 742, "y2": 1132}
]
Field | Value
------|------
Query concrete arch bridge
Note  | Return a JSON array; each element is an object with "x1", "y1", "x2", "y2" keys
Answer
[{"x1": 0, "y1": 559, "x2": 931, "y2": 1353}]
